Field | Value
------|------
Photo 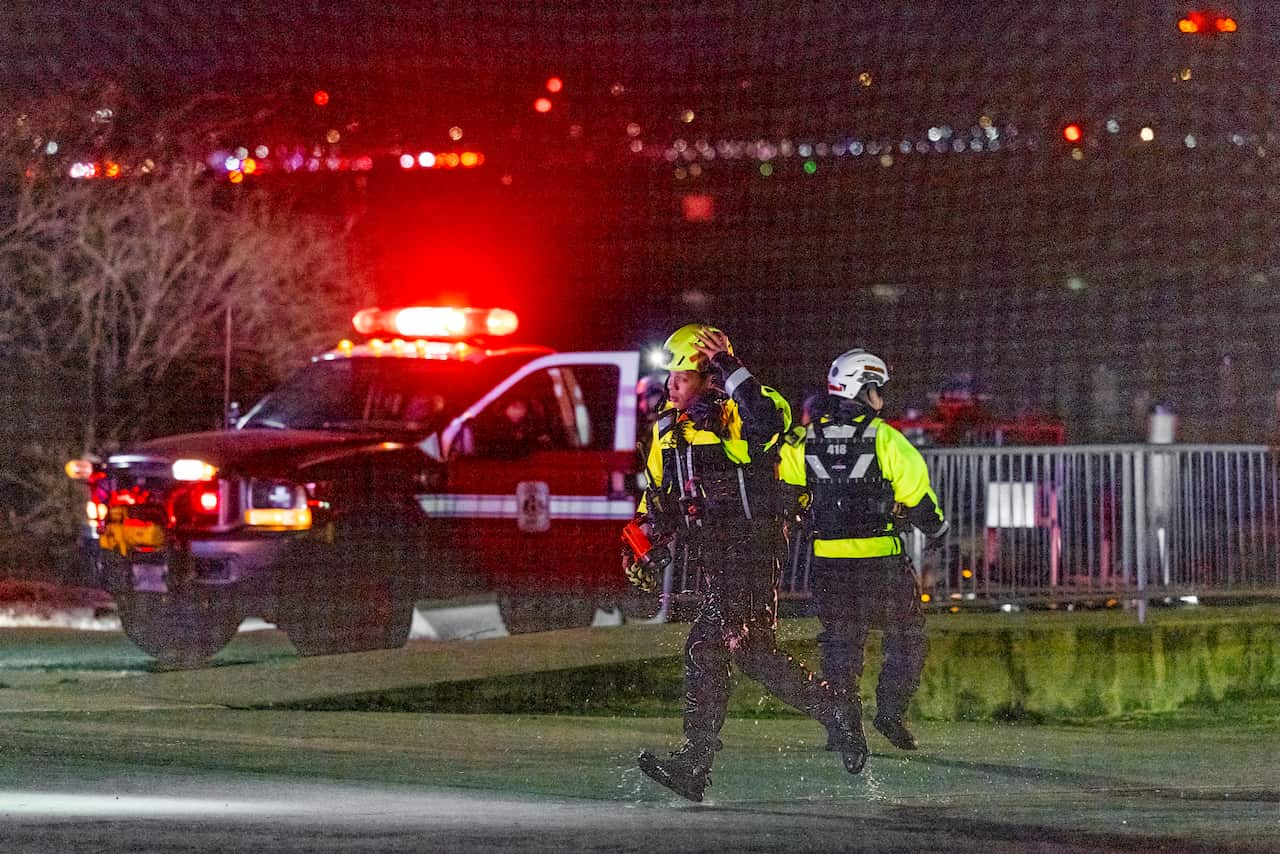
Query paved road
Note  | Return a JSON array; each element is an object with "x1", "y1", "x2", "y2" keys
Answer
[{"x1": 1, "y1": 621, "x2": 1277, "y2": 853}]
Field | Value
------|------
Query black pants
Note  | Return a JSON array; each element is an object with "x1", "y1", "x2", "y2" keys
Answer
[
  {"x1": 681, "y1": 519, "x2": 835, "y2": 743},
  {"x1": 811, "y1": 554, "x2": 927, "y2": 720}
]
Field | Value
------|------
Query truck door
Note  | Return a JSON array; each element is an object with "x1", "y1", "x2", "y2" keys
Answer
[{"x1": 421, "y1": 352, "x2": 640, "y2": 613}]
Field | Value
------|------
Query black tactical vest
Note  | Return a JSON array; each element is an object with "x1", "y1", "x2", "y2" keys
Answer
[
  {"x1": 656, "y1": 410, "x2": 774, "y2": 528},
  {"x1": 805, "y1": 416, "x2": 896, "y2": 539}
]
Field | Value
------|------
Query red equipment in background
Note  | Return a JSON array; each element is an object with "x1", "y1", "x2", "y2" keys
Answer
[{"x1": 891, "y1": 387, "x2": 1066, "y2": 447}]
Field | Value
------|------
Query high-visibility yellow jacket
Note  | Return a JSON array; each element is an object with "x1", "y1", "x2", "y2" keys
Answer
[
  {"x1": 637, "y1": 360, "x2": 790, "y2": 522},
  {"x1": 779, "y1": 412, "x2": 946, "y2": 558}
]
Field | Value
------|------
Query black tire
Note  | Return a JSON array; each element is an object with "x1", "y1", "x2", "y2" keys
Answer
[
  {"x1": 498, "y1": 591, "x2": 596, "y2": 634},
  {"x1": 115, "y1": 586, "x2": 242, "y2": 667},
  {"x1": 281, "y1": 581, "x2": 414, "y2": 656},
  {"x1": 277, "y1": 507, "x2": 418, "y2": 656}
]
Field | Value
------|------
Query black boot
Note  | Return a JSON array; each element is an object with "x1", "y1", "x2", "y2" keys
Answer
[
  {"x1": 638, "y1": 738, "x2": 718, "y2": 802},
  {"x1": 824, "y1": 698, "x2": 868, "y2": 774},
  {"x1": 873, "y1": 714, "x2": 918, "y2": 750}
]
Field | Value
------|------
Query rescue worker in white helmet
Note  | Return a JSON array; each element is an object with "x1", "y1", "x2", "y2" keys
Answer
[
  {"x1": 780, "y1": 348, "x2": 948, "y2": 758},
  {"x1": 626, "y1": 323, "x2": 865, "y2": 802}
]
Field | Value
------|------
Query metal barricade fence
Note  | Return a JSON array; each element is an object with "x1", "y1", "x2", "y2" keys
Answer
[{"x1": 774, "y1": 445, "x2": 1280, "y2": 603}]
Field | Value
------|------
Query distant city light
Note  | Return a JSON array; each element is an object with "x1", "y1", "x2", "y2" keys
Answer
[
  {"x1": 399, "y1": 154, "x2": 415, "y2": 169},
  {"x1": 417, "y1": 151, "x2": 435, "y2": 167},
  {"x1": 229, "y1": 171, "x2": 244, "y2": 184},
  {"x1": 449, "y1": 126, "x2": 463, "y2": 141},
  {"x1": 680, "y1": 109, "x2": 695, "y2": 123},
  {"x1": 44, "y1": 141, "x2": 58, "y2": 155},
  {"x1": 1062, "y1": 123, "x2": 1082, "y2": 143},
  {"x1": 803, "y1": 159, "x2": 818, "y2": 174},
  {"x1": 240, "y1": 158, "x2": 257, "y2": 174},
  {"x1": 858, "y1": 71, "x2": 873, "y2": 87},
  {"x1": 534, "y1": 97, "x2": 553, "y2": 113},
  {"x1": 326, "y1": 129, "x2": 340, "y2": 144},
  {"x1": 1140, "y1": 126, "x2": 1155, "y2": 142},
  {"x1": 1106, "y1": 119, "x2": 1120, "y2": 133},
  {"x1": 224, "y1": 156, "x2": 241, "y2": 172},
  {"x1": 313, "y1": 90, "x2": 329, "y2": 106},
  {"x1": 759, "y1": 162, "x2": 773, "y2": 177},
  {"x1": 545, "y1": 77, "x2": 563, "y2": 93}
]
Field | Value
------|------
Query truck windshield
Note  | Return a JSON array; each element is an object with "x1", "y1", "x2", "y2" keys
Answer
[{"x1": 239, "y1": 357, "x2": 510, "y2": 432}]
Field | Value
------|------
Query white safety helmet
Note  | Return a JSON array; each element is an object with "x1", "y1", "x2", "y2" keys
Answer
[{"x1": 827, "y1": 349, "x2": 889, "y2": 400}]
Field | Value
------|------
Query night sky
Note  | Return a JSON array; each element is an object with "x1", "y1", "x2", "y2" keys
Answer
[{"x1": 5, "y1": 1, "x2": 1280, "y2": 439}]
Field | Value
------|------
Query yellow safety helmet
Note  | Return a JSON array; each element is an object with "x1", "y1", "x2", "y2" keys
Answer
[{"x1": 658, "y1": 323, "x2": 732, "y2": 372}]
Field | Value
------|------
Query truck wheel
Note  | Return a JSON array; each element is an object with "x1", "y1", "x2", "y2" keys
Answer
[
  {"x1": 115, "y1": 587, "x2": 242, "y2": 667},
  {"x1": 498, "y1": 592, "x2": 595, "y2": 634},
  {"x1": 281, "y1": 575, "x2": 414, "y2": 656},
  {"x1": 278, "y1": 508, "x2": 418, "y2": 656}
]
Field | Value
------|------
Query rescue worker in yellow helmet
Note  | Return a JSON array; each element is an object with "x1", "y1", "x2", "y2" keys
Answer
[
  {"x1": 628, "y1": 324, "x2": 865, "y2": 802},
  {"x1": 780, "y1": 349, "x2": 948, "y2": 756}
]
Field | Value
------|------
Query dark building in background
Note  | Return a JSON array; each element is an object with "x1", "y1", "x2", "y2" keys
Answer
[{"x1": 4, "y1": 1, "x2": 1279, "y2": 442}]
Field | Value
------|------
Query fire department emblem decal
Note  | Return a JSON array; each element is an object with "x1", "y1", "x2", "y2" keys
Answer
[{"x1": 516, "y1": 481, "x2": 551, "y2": 532}]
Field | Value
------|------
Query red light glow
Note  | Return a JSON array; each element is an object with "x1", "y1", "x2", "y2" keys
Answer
[
  {"x1": 391, "y1": 307, "x2": 470, "y2": 338},
  {"x1": 198, "y1": 490, "x2": 219, "y2": 512},
  {"x1": 534, "y1": 97, "x2": 553, "y2": 113},
  {"x1": 485, "y1": 308, "x2": 519, "y2": 337},
  {"x1": 1062, "y1": 123, "x2": 1082, "y2": 143},
  {"x1": 546, "y1": 77, "x2": 563, "y2": 93},
  {"x1": 682, "y1": 194, "x2": 716, "y2": 222},
  {"x1": 1216, "y1": 16, "x2": 1237, "y2": 32},
  {"x1": 313, "y1": 90, "x2": 330, "y2": 106},
  {"x1": 459, "y1": 151, "x2": 479, "y2": 167},
  {"x1": 352, "y1": 308, "x2": 380, "y2": 335}
]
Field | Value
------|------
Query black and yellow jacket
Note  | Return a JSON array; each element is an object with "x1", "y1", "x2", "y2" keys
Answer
[
  {"x1": 638, "y1": 353, "x2": 790, "y2": 527},
  {"x1": 779, "y1": 412, "x2": 946, "y2": 558}
]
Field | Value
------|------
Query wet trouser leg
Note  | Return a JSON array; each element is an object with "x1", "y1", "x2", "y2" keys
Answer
[
  {"x1": 682, "y1": 605, "x2": 732, "y2": 743},
  {"x1": 812, "y1": 555, "x2": 873, "y2": 698},
  {"x1": 875, "y1": 557, "x2": 927, "y2": 720},
  {"x1": 682, "y1": 521, "x2": 838, "y2": 741},
  {"x1": 813, "y1": 554, "x2": 926, "y2": 719}
]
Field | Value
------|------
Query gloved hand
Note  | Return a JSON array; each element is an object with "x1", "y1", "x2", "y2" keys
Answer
[{"x1": 625, "y1": 554, "x2": 660, "y2": 593}]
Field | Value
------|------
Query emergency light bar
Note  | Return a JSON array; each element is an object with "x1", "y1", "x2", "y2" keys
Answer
[{"x1": 351, "y1": 306, "x2": 519, "y2": 340}]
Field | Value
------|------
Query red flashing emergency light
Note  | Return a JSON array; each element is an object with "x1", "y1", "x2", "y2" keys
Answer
[
  {"x1": 313, "y1": 90, "x2": 330, "y2": 106},
  {"x1": 1062, "y1": 123, "x2": 1083, "y2": 143},
  {"x1": 534, "y1": 97, "x2": 553, "y2": 113},
  {"x1": 1179, "y1": 12, "x2": 1238, "y2": 34},
  {"x1": 352, "y1": 306, "x2": 519, "y2": 340}
]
